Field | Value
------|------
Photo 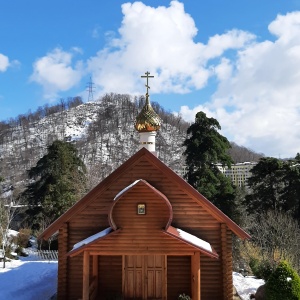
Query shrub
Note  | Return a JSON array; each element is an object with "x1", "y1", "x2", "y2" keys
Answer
[
  {"x1": 17, "y1": 228, "x2": 31, "y2": 248},
  {"x1": 265, "y1": 260, "x2": 300, "y2": 300},
  {"x1": 249, "y1": 257, "x2": 275, "y2": 281}
]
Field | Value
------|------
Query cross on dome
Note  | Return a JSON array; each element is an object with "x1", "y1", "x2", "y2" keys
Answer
[{"x1": 141, "y1": 71, "x2": 154, "y2": 96}]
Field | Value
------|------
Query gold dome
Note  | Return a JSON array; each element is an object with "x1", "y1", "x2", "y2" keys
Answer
[{"x1": 134, "y1": 94, "x2": 161, "y2": 132}]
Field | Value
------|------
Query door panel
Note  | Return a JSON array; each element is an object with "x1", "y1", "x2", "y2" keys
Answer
[
  {"x1": 124, "y1": 255, "x2": 165, "y2": 299},
  {"x1": 155, "y1": 270, "x2": 162, "y2": 297},
  {"x1": 135, "y1": 270, "x2": 143, "y2": 298},
  {"x1": 126, "y1": 270, "x2": 135, "y2": 298},
  {"x1": 147, "y1": 270, "x2": 155, "y2": 298}
]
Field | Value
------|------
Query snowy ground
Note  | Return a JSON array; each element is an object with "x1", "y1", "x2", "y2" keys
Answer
[
  {"x1": 0, "y1": 254, "x2": 58, "y2": 300},
  {"x1": 233, "y1": 272, "x2": 265, "y2": 300},
  {"x1": 0, "y1": 254, "x2": 264, "y2": 300}
]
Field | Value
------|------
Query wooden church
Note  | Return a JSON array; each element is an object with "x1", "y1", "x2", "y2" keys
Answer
[{"x1": 40, "y1": 73, "x2": 250, "y2": 300}]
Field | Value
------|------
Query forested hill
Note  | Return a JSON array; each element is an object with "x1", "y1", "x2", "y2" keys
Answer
[{"x1": 0, "y1": 93, "x2": 262, "y2": 192}]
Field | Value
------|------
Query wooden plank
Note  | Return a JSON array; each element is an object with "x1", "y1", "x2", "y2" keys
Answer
[
  {"x1": 82, "y1": 251, "x2": 89, "y2": 300},
  {"x1": 164, "y1": 255, "x2": 167, "y2": 300},
  {"x1": 89, "y1": 276, "x2": 97, "y2": 300},
  {"x1": 92, "y1": 255, "x2": 98, "y2": 298},
  {"x1": 191, "y1": 252, "x2": 201, "y2": 300}
]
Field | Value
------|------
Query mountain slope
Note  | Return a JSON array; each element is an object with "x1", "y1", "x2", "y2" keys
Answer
[{"x1": 0, "y1": 94, "x2": 188, "y2": 192}]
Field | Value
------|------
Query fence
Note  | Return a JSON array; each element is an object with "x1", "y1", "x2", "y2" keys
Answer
[
  {"x1": 26, "y1": 249, "x2": 58, "y2": 261},
  {"x1": 37, "y1": 250, "x2": 58, "y2": 261}
]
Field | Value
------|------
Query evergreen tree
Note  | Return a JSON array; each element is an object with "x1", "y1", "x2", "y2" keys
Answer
[
  {"x1": 244, "y1": 157, "x2": 285, "y2": 213},
  {"x1": 281, "y1": 153, "x2": 300, "y2": 221},
  {"x1": 22, "y1": 140, "x2": 87, "y2": 230},
  {"x1": 183, "y1": 111, "x2": 238, "y2": 221}
]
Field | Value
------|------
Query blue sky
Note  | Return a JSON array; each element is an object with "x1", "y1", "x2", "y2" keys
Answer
[{"x1": 1, "y1": 1, "x2": 300, "y2": 157}]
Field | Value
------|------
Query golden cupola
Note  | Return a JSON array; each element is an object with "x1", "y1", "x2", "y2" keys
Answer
[
  {"x1": 135, "y1": 72, "x2": 161, "y2": 154},
  {"x1": 134, "y1": 93, "x2": 161, "y2": 132}
]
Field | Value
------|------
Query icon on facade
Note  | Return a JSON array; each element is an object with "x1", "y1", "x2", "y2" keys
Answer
[{"x1": 137, "y1": 204, "x2": 146, "y2": 215}]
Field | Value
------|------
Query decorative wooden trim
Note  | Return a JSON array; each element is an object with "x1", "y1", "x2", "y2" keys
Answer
[{"x1": 191, "y1": 252, "x2": 201, "y2": 300}]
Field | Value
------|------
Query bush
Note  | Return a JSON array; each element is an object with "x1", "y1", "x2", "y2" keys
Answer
[
  {"x1": 265, "y1": 260, "x2": 300, "y2": 300},
  {"x1": 17, "y1": 228, "x2": 31, "y2": 248},
  {"x1": 249, "y1": 257, "x2": 275, "y2": 281}
]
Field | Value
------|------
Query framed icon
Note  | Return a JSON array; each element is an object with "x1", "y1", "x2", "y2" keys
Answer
[{"x1": 137, "y1": 204, "x2": 146, "y2": 215}]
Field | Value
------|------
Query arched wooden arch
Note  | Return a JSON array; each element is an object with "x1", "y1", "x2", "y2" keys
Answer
[{"x1": 108, "y1": 179, "x2": 173, "y2": 231}]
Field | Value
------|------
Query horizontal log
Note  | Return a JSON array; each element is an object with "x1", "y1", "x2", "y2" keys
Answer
[{"x1": 89, "y1": 251, "x2": 197, "y2": 256}]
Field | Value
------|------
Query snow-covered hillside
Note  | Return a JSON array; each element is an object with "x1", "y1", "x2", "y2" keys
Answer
[{"x1": 0, "y1": 94, "x2": 188, "y2": 192}]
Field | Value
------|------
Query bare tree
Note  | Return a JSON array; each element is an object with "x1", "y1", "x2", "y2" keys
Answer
[
  {"x1": 242, "y1": 210, "x2": 300, "y2": 273},
  {"x1": 0, "y1": 195, "x2": 19, "y2": 268}
]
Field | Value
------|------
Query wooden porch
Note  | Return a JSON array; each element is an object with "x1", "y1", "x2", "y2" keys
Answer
[{"x1": 82, "y1": 252, "x2": 201, "y2": 300}]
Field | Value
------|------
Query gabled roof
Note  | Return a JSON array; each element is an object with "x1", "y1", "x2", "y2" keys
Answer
[{"x1": 39, "y1": 147, "x2": 250, "y2": 240}]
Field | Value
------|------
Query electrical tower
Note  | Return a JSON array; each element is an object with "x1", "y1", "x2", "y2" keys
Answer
[{"x1": 86, "y1": 77, "x2": 95, "y2": 102}]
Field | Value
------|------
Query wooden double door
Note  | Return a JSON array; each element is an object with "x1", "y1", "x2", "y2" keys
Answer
[{"x1": 123, "y1": 255, "x2": 166, "y2": 300}]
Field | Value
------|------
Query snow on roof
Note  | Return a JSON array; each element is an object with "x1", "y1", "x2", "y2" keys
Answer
[
  {"x1": 113, "y1": 179, "x2": 141, "y2": 200},
  {"x1": 72, "y1": 227, "x2": 112, "y2": 250},
  {"x1": 176, "y1": 228, "x2": 212, "y2": 253}
]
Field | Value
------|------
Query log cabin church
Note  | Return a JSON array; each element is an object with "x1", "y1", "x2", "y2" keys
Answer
[{"x1": 40, "y1": 72, "x2": 250, "y2": 300}]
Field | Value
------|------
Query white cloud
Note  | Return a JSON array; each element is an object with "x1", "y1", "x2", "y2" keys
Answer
[
  {"x1": 0, "y1": 53, "x2": 10, "y2": 72},
  {"x1": 180, "y1": 11, "x2": 300, "y2": 158},
  {"x1": 30, "y1": 48, "x2": 83, "y2": 99},
  {"x1": 87, "y1": 0, "x2": 253, "y2": 96}
]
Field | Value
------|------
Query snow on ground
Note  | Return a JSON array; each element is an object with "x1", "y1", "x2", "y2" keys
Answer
[
  {"x1": 0, "y1": 254, "x2": 263, "y2": 300},
  {"x1": 0, "y1": 254, "x2": 58, "y2": 300},
  {"x1": 233, "y1": 272, "x2": 265, "y2": 300}
]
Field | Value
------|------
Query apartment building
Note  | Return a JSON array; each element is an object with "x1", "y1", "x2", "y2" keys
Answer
[{"x1": 217, "y1": 162, "x2": 257, "y2": 187}]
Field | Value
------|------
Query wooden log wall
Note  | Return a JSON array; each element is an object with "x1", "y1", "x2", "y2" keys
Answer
[
  {"x1": 98, "y1": 255, "x2": 122, "y2": 298},
  {"x1": 221, "y1": 223, "x2": 233, "y2": 300},
  {"x1": 167, "y1": 256, "x2": 191, "y2": 299}
]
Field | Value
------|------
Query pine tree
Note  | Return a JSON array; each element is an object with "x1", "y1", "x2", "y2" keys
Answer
[
  {"x1": 281, "y1": 154, "x2": 300, "y2": 221},
  {"x1": 22, "y1": 140, "x2": 87, "y2": 230},
  {"x1": 244, "y1": 157, "x2": 285, "y2": 213},
  {"x1": 183, "y1": 111, "x2": 238, "y2": 221}
]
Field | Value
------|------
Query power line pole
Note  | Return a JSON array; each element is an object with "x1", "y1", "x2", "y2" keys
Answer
[{"x1": 86, "y1": 77, "x2": 95, "y2": 102}]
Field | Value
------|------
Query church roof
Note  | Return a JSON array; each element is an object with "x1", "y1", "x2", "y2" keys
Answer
[
  {"x1": 39, "y1": 147, "x2": 250, "y2": 241},
  {"x1": 67, "y1": 225, "x2": 218, "y2": 259}
]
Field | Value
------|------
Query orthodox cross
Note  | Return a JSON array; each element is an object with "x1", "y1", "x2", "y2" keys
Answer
[{"x1": 141, "y1": 71, "x2": 154, "y2": 95}]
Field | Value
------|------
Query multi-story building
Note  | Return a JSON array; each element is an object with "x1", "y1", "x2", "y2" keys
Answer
[{"x1": 217, "y1": 162, "x2": 257, "y2": 187}]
